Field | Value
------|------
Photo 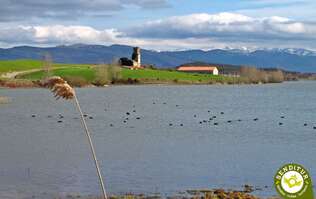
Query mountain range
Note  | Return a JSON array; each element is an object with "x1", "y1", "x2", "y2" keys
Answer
[{"x1": 1, "y1": 44, "x2": 316, "y2": 72}]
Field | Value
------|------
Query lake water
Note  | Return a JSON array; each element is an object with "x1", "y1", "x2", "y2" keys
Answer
[{"x1": 0, "y1": 81, "x2": 316, "y2": 199}]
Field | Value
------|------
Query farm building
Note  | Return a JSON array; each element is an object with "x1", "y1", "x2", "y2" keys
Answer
[{"x1": 177, "y1": 66, "x2": 219, "y2": 75}]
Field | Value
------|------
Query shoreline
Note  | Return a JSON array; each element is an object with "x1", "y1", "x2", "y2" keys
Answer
[
  {"x1": 0, "y1": 79, "x2": 297, "y2": 89},
  {"x1": 10, "y1": 189, "x2": 281, "y2": 199}
]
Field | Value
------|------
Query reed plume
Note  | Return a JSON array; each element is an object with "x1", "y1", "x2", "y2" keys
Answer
[
  {"x1": 41, "y1": 76, "x2": 108, "y2": 199},
  {"x1": 41, "y1": 76, "x2": 74, "y2": 100},
  {"x1": 42, "y1": 76, "x2": 66, "y2": 87}
]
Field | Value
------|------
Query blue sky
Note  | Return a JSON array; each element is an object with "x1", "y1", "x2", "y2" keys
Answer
[{"x1": 0, "y1": 0, "x2": 315, "y2": 50}]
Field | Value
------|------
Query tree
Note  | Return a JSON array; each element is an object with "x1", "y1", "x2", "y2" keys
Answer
[{"x1": 43, "y1": 53, "x2": 53, "y2": 79}]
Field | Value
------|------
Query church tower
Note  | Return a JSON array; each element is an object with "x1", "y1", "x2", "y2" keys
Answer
[{"x1": 132, "y1": 47, "x2": 141, "y2": 68}]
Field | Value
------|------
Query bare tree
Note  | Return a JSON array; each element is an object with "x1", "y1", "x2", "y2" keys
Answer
[{"x1": 43, "y1": 53, "x2": 53, "y2": 79}]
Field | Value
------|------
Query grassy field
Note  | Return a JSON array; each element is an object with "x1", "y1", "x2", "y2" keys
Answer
[
  {"x1": 0, "y1": 59, "x2": 89, "y2": 74},
  {"x1": 121, "y1": 68, "x2": 228, "y2": 82},
  {"x1": 0, "y1": 60, "x2": 43, "y2": 74},
  {"x1": 20, "y1": 66, "x2": 96, "y2": 81},
  {"x1": 0, "y1": 59, "x2": 240, "y2": 86},
  {"x1": 19, "y1": 66, "x2": 235, "y2": 84}
]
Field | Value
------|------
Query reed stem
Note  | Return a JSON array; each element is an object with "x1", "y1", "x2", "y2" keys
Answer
[{"x1": 73, "y1": 90, "x2": 108, "y2": 199}]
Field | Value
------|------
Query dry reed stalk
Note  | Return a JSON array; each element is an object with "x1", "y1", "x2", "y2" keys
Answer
[
  {"x1": 41, "y1": 76, "x2": 108, "y2": 199},
  {"x1": 0, "y1": 96, "x2": 10, "y2": 104}
]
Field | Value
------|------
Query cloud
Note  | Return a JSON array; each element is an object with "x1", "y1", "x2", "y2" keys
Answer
[
  {"x1": 1, "y1": 12, "x2": 316, "y2": 51},
  {"x1": 126, "y1": 12, "x2": 316, "y2": 42},
  {"x1": 0, "y1": 0, "x2": 168, "y2": 22},
  {"x1": 0, "y1": 26, "x2": 36, "y2": 43},
  {"x1": 0, "y1": 25, "x2": 122, "y2": 45},
  {"x1": 122, "y1": 0, "x2": 169, "y2": 8},
  {"x1": 0, "y1": 24, "x2": 226, "y2": 50},
  {"x1": 0, "y1": 25, "x2": 168, "y2": 50}
]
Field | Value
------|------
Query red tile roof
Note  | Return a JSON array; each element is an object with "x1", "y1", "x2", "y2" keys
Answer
[{"x1": 177, "y1": 66, "x2": 218, "y2": 71}]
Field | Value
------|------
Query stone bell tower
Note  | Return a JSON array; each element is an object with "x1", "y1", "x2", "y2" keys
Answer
[{"x1": 132, "y1": 47, "x2": 141, "y2": 68}]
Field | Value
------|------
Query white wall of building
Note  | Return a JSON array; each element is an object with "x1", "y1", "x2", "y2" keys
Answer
[{"x1": 213, "y1": 68, "x2": 219, "y2": 75}]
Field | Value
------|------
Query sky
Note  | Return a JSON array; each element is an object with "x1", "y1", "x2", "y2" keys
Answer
[{"x1": 0, "y1": 0, "x2": 316, "y2": 51}]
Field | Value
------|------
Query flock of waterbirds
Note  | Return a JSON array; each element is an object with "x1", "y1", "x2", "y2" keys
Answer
[{"x1": 30, "y1": 100, "x2": 316, "y2": 130}]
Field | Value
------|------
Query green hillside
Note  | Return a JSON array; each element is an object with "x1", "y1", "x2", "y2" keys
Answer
[
  {"x1": 21, "y1": 67, "x2": 96, "y2": 81},
  {"x1": 0, "y1": 59, "x2": 89, "y2": 74},
  {"x1": 1, "y1": 59, "x2": 240, "y2": 86},
  {"x1": 19, "y1": 66, "x2": 232, "y2": 83},
  {"x1": 0, "y1": 60, "x2": 43, "y2": 74}
]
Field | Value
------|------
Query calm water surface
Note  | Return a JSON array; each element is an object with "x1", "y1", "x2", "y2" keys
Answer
[{"x1": 0, "y1": 81, "x2": 316, "y2": 198}]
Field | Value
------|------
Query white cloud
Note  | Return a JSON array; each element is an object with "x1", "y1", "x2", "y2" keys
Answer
[
  {"x1": 0, "y1": 25, "x2": 121, "y2": 45},
  {"x1": 33, "y1": 25, "x2": 120, "y2": 43},
  {"x1": 1, "y1": 12, "x2": 316, "y2": 51},
  {"x1": 127, "y1": 12, "x2": 316, "y2": 41},
  {"x1": 0, "y1": 24, "x2": 225, "y2": 50}
]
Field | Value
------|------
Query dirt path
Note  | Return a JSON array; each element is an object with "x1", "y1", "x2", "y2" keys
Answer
[
  {"x1": 0, "y1": 69, "x2": 43, "y2": 79},
  {"x1": 0, "y1": 66, "x2": 74, "y2": 79}
]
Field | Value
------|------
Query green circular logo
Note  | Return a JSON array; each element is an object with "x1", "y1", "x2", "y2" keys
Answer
[{"x1": 274, "y1": 163, "x2": 314, "y2": 199}]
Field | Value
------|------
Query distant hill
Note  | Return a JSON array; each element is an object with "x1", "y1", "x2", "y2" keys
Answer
[{"x1": 1, "y1": 44, "x2": 316, "y2": 72}]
